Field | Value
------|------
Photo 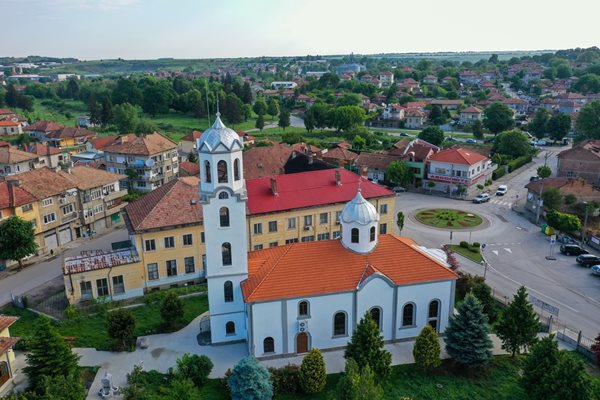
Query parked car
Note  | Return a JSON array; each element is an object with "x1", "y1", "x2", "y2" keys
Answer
[
  {"x1": 496, "y1": 185, "x2": 508, "y2": 196},
  {"x1": 536, "y1": 139, "x2": 548, "y2": 146},
  {"x1": 560, "y1": 244, "x2": 588, "y2": 256},
  {"x1": 529, "y1": 176, "x2": 540, "y2": 182},
  {"x1": 399, "y1": 133, "x2": 409, "y2": 137},
  {"x1": 446, "y1": 137, "x2": 457, "y2": 142},
  {"x1": 473, "y1": 193, "x2": 490, "y2": 203},
  {"x1": 465, "y1": 138, "x2": 477, "y2": 144},
  {"x1": 576, "y1": 254, "x2": 600, "y2": 266},
  {"x1": 591, "y1": 265, "x2": 600, "y2": 276},
  {"x1": 391, "y1": 186, "x2": 406, "y2": 193}
]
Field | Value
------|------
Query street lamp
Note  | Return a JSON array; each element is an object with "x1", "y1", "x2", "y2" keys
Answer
[
  {"x1": 581, "y1": 201, "x2": 589, "y2": 249},
  {"x1": 480, "y1": 260, "x2": 488, "y2": 279}
]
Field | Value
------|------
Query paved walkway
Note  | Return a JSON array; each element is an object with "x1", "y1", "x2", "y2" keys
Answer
[{"x1": 74, "y1": 312, "x2": 513, "y2": 400}]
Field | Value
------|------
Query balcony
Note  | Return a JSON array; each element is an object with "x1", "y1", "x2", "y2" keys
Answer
[
  {"x1": 61, "y1": 211, "x2": 79, "y2": 223},
  {"x1": 104, "y1": 190, "x2": 126, "y2": 202},
  {"x1": 106, "y1": 198, "x2": 124, "y2": 210}
]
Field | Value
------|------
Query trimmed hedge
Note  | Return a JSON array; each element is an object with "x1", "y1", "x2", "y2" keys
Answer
[
  {"x1": 492, "y1": 166, "x2": 506, "y2": 180},
  {"x1": 507, "y1": 155, "x2": 532, "y2": 173}
]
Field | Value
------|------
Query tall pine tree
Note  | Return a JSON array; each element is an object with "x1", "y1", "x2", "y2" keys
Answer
[
  {"x1": 471, "y1": 282, "x2": 498, "y2": 323},
  {"x1": 344, "y1": 312, "x2": 391, "y2": 380},
  {"x1": 522, "y1": 335, "x2": 560, "y2": 400},
  {"x1": 496, "y1": 286, "x2": 539, "y2": 356},
  {"x1": 23, "y1": 316, "x2": 80, "y2": 392},
  {"x1": 444, "y1": 293, "x2": 493, "y2": 368}
]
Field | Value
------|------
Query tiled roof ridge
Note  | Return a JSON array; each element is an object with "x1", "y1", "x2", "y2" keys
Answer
[
  {"x1": 245, "y1": 245, "x2": 294, "y2": 301},
  {"x1": 128, "y1": 179, "x2": 179, "y2": 230}
]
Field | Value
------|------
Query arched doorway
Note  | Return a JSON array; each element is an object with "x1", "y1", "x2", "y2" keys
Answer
[
  {"x1": 296, "y1": 332, "x2": 309, "y2": 354},
  {"x1": 0, "y1": 361, "x2": 9, "y2": 387}
]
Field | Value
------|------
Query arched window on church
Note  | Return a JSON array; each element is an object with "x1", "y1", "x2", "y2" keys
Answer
[
  {"x1": 224, "y1": 281, "x2": 233, "y2": 302},
  {"x1": 263, "y1": 337, "x2": 274, "y2": 353},
  {"x1": 234, "y1": 158, "x2": 241, "y2": 181},
  {"x1": 428, "y1": 299, "x2": 440, "y2": 331},
  {"x1": 204, "y1": 161, "x2": 211, "y2": 183},
  {"x1": 218, "y1": 191, "x2": 229, "y2": 199},
  {"x1": 402, "y1": 303, "x2": 415, "y2": 327},
  {"x1": 222, "y1": 242, "x2": 232, "y2": 266},
  {"x1": 351, "y1": 228, "x2": 359, "y2": 243},
  {"x1": 220, "y1": 207, "x2": 230, "y2": 227},
  {"x1": 333, "y1": 312, "x2": 347, "y2": 336},
  {"x1": 370, "y1": 307, "x2": 382, "y2": 330},
  {"x1": 369, "y1": 226, "x2": 376, "y2": 242},
  {"x1": 217, "y1": 160, "x2": 228, "y2": 183},
  {"x1": 226, "y1": 321, "x2": 235, "y2": 335},
  {"x1": 298, "y1": 301, "x2": 309, "y2": 318}
]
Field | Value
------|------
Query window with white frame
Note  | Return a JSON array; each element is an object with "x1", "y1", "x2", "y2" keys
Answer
[
  {"x1": 41, "y1": 197, "x2": 53, "y2": 207},
  {"x1": 43, "y1": 213, "x2": 56, "y2": 224},
  {"x1": 61, "y1": 204, "x2": 74, "y2": 215}
]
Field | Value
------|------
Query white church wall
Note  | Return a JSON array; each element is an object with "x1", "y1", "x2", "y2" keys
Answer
[
  {"x1": 356, "y1": 275, "x2": 395, "y2": 341},
  {"x1": 249, "y1": 301, "x2": 283, "y2": 356},
  {"x1": 210, "y1": 311, "x2": 247, "y2": 344},
  {"x1": 395, "y1": 280, "x2": 454, "y2": 339}
]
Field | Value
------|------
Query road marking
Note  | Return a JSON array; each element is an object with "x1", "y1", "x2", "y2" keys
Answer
[
  {"x1": 504, "y1": 248, "x2": 512, "y2": 253},
  {"x1": 492, "y1": 250, "x2": 499, "y2": 256}
]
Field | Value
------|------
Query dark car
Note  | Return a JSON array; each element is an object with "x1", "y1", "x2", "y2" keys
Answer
[
  {"x1": 560, "y1": 244, "x2": 588, "y2": 256},
  {"x1": 576, "y1": 254, "x2": 600, "y2": 266}
]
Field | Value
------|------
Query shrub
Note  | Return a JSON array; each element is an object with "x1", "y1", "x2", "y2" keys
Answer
[
  {"x1": 160, "y1": 292, "x2": 184, "y2": 329},
  {"x1": 64, "y1": 304, "x2": 80, "y2": 320},
  {"x1": 228, "y1": 357, "x2": 273, "y2": 400},
  {"x1": 472, "y1": 242, "x2": 481, "y2": 248},
  {"x1": 176, "y1": 353, "x2": 213, "y2": 387},
  {"x1": 413, "y1": 325, "x2": 441, "y2": 372},
  {"x1": 107, "y1": 308, "x2": 136, "y2": 349},
  {"x1": 299, "y1": 348, "x2": 327, "y2": 394},
  {"x1": 507, "y1": 155, "x2": 532, "y2": 172},
  {"x1": 477, "y1": 184, "x2": 484, "y2": 190},
  {"x1": 459, "y1": 241, "x2": 469, "y2": 248},
  {"x1": 456, "y1": 271, "x2": 485, "y2": 300},
  {"x1": 268, "y1": 364, "x2": 301, "y2": 395},
  {"x1": 564, "y1": 194, "x2": 577, "y2": 205},
  {"x1": 492, "y1": 166, "x2": 506, "y2": 180}
]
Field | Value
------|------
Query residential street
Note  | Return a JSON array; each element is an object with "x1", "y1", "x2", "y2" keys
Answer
[
  {"x1": 0, "y1": 228, "x2": 128, "y2": 307},
  {"x1": 396, "y1": 145, "x2": 600, "y2": 339}
]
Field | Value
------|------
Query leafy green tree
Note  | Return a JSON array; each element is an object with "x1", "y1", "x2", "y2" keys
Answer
[
  {"x1": 135, "y1": 119, "x2": 157, "y2": 135},
  {"x1": 242, "y1": 104, "x2": 252, "y2": 121},
  {"x1": 444, "y1": 294, "x2": 493, "y2": 368},
  {"x1": 386, "y1": 160, "x2": 413, "y2": 186},
  {"x1": 40, "y1": 374, "x2": 86, "y2": 400},
  {"x1": 471, "y1": 282, "x2": 498, "y2": 323},
  {"x1": 496, "y1": 286, "x2": 539, "y2": 356},
  {"x1": 529, "y1": 109, "x2": 550, "y2": 139},
  {"x1": 15, "y1": 133, "x2": 31, "y2": 148},
  {"x1": 352, "y1": 134, "x2": 366, "y2": 150},
  {"x1": 337, "y1": 93, "x2": 361, "y2": 107},
  {"x1": 253, "y1": 98, "x2": 267, "y2": 116},
  {"x1": 113, "y1": 102, "x2": 139, "y2": 133},
  {"x1": 142, "y1": 80, "x2": 173, "y2": 116},
  {"x1": 304, "y1": 109, "x2": 316, "y2": 132},
  {"x1": 483, "y1": 101, "x2": 514, "y2": 135},
  {"x1": 176, "y1": 353, "x2": 213, "y2": 387},
  {"x1": 278, "y1": 109, "x2": 291, "y2": 130},
  {"x1": 336, "y1": 359, "x2": 384, "y2": 400},
  {"x1": 267, "y1": 99, "x2": 280, "y2": 119},
  {"x1": 472, "y1": 119, "x2": 484, "y2": 139},
  {"x1": 0, "y1": 216, "x2": 38, "y2": 270},
  {"x1": 576, "y1": 100, "x2": 600, "y2": 140},
  {"x1": 548, "y1": 352, "x2": 590, "y2": 400},
  {"x1": 160, "y1": 292, "x2": 184, "y2": 329},
  {"x1": 107, "y1": 309, "x2": 136, "y2": 348},
  {"x1": 299, "y1": 348, "x2": 327, "y2": 394},
  {"x1": 493, "y1": 130, "x2": 530, "y2": 157},
  {"x1": 241, "y1": 81, "x2": 253, "y2": 104},
  {"x1": 396, "y1": 211, "x2": 405, "y2": 235},
  {"x1": 344, "y1": 312, "x2": 392, "y2": 380},
  {"x1": 428, "y1": 105, "x2": 446, "y2": 125},
  {"x1": 87, "y1": 96, "x2": 102, "y2": 125},
  {"x1": 413, "y1": 325, "x2": 441, "y2": 372},
  {"x1": 66, "y1": 78, "x2": 80, "y2": 100},
  {"x1": 228, "y1": 356, "x2": 273, "y2": 400},
  {"x1": 5, "y1": 84, "x2": 18, "y2": 108},
  {"x1": 418, "y1": 126, "x2": 445, "y2": 146},
  {"x1": 163, "y1": 378, "x2": 197, "y2": 400},
  {"x1": 224, "y1": 93, "x2": 244, "y2": 126},
  {"x1": 556, "y1": 63, "x2": 572, "y2": 79},
  {"x1": 101, "y1": 96, "x2": 114, "y2": 125},
  {"x1": 522, "y1": 335, "x2": 560, "y2": 400},
  {"x1": 23, "y1": 316, "x2": 80, "y2": 392},
  {"x1": 282, "y1": 132, "x2": 304, "y2": 145},
  {"x1": 541, "y1": 187, "x2": 563, "y2": 211},
  {"x1": 546, "y1": 210, "x2": 581, "y2": 233},
  {"x1": 310, "y1": 102, "x2": 331, "y2": 130},
  {"x1": 572, "y1": 73, "x2": 600, "y2": 94},
  {"x1": 537, "y1": 165, "x2": 552, "y2": 179},
  {"x1": 547, "y1": 113, "x2": 571, "y2": 142},
  {"x1": 255, "y1": 114, "x2": 265, "y2": 131},
  {"x1": 112, "y1": 78, "x2": 143, "y2": 106},
  {"x1": 16, "y1": 94, "x2": 33, "y2": 112},
  {"x1": 329, "y1": 106, "x2": 366, "y2": 132}
]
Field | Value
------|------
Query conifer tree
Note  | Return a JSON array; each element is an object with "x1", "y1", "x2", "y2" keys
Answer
[
  {"x1": 299, "y1": 348, "x2": 327, "y2": 394},
  {"x1": 444, "y1": 293, "x2": 492, "y2": 368},
  {"x1": 522, "y1": 335, "x2": 560, "y2": 400},
  {"x1": 228, "y1": 356, "x2": 273, "y2": 400},
  {"x1": 413, "y1": 325, "x2": 441, "y2": 372},
  {"x1": 344, "y1": 312, "x2": 391, "y2": 379},
  {"x1": 336, "y1": 359, "x2": 384, "y2": 400},
  {"x1": 471, "y1": 282, "x2": 498, "y2": 323},
  {"x1": 548, "y1": 352, "x2": 590, "y2": 400},
  {"x1": 23, "y1": 316, "x2": 80, "y2": 392},
  {"x1": 496, "y1": 286, "x2": 539, "y2": 356},
  {"x1": 255, "y1": 114, "x2": 265, "y2": 131}
]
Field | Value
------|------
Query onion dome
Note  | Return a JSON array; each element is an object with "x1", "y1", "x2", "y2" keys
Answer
[
  {"x1": 197, "y1": 112, "x2": 243, "y2": 153},
  {"x1": 340, "y1": 189, "x2": 379, "y2": 225}
]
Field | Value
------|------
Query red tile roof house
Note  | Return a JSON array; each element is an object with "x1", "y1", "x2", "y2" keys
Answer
[
  {"x1": 524, "y1": 177, "x2": 600, "y2": 219},
  {"x1": 425, "y1": 147, "x2": 496, "y2": 197},
  {"x1": 556, "y1": 140, "x2": 600, "y2": 186},
  {"x1": 23, "y1": 120, "x2": 63, "y2": 140},
  {"x1": 0, "y1": 120, "x2": 23, "y2": 136},
  {"x1": 430, "y1": 99, "x2": 464, "y2": 110},
  {"x1": 355, "y1": 152, "x2": 399, "y2": 182},
  {"x1": 178, "y1": 130, "x2": 202, "y2": 155},
  {"x1": 459, "y1": 106, "x2": 483, "y2": 124}
]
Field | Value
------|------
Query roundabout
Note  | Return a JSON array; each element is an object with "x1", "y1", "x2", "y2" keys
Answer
[{"x1": 414, "y1": 208, "x2": 484, "y2": 230}]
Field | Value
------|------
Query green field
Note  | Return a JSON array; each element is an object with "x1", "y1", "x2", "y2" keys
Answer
[{"x1": 416, "y1": 209, "x2": 483, "y2": 229}]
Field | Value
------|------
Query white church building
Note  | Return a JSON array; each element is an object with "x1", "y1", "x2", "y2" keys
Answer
[{"x1": 198, "y1": 114, "x2": 458, "y2": 357}]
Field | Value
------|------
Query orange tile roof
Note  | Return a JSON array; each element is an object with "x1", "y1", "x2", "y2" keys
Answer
[
  {"x1": 0, "y1": 120, "x2": 19, "y2": 127},
  {"x1": 0, "y1": 146, "x2": 38, "y2": 164},
  {"x1": 0, "y1": 337, "x2": 19, "y2": 354},
  {"x1": 58, "y1": 165, "x2": 126, "y2": 190},
  {"x1": 103, "y1": 132, "x2": 176, "y2": 156},
  {"x1": 180, "y1": 130, "x2": 202, "y2": 142},
  {"x1": 0, "y1": 181, "x2": 37, "y2": 208},
  {"x1": 6, "y1": 167, "x2": 76, "y2": 199},
  {"x1": 0, "y1": 315, "x2": 18, "y2": 331},
  {"x1": 428, "y1": 147, "x2": 488, "y2": 166},
  {"x1": 23, "y1": 120, "x2": 63, "y2": 133},
  {"x1": 26, "y1": 143, "x2": 63, "y2": 156},
  {"x1": 242, "y1": 235, "x2": 458, "y2": 302}
]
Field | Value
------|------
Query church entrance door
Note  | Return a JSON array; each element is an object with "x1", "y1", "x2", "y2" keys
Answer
[{"x1": 296, "y1": 332, "x2": 308, "y2": 354}]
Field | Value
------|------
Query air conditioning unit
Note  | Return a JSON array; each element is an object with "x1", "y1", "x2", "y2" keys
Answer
[
  {"x1": 298, "y1": 319, "x2": 308, "y2": 333},
  {"x1": 304, "y1": 225, "x2": 311, "y2": 231}
]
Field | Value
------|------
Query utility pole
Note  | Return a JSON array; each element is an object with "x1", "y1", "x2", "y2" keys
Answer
[
  {"x1": 535, "y1": 180, "x2": 544, "y2": 225},
  {"x1": 581, "y1": 201, "x2": 589, "y2": 249}
]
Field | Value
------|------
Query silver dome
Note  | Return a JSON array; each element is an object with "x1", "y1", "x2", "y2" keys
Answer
[
  {"x1": 197, "y1": 113, "x2": 243, "y2": 153},
  {"x1": 340, "y1": 190, "x2": 379, "y2": 225}
]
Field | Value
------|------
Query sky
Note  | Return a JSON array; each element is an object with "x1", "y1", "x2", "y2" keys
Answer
[{"x1": 4, "y1": 0, "x2": 600, "y2": 60}]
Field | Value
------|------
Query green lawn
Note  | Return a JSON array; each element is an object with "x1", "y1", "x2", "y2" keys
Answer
[
  {"x1": 447, "y1": 244, "x2": 483, "y2": 263},
  {"x1": 416, "y1": 209, "x2": 483, "y2": 229},
  {"x1": 3, "y1": 294, "x2": 208, "y2": 350}
]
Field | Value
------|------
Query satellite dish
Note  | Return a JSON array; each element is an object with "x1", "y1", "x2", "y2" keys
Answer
[{"x1": 145, "y1": 159, "x2": 155, "y2": 167}]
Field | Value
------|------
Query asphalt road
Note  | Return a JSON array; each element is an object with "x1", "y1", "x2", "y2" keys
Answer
[
  {"x1": 396, "y1": 146, "x2": 600, "y2": 339},
  {"x1": 0, "y1": 228, "x2": 128, "y2": 307}
]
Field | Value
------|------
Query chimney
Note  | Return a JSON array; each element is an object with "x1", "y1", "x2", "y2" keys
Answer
[
  {"x1": 335, "y1": 169, "x2": 341, "y2": 186},
  {"x1": 7, "y1": 180, "x2": 21, "y2": 207},
  {"x1": 270, "y1": 177, "x2": 278, "y2": 196}
]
